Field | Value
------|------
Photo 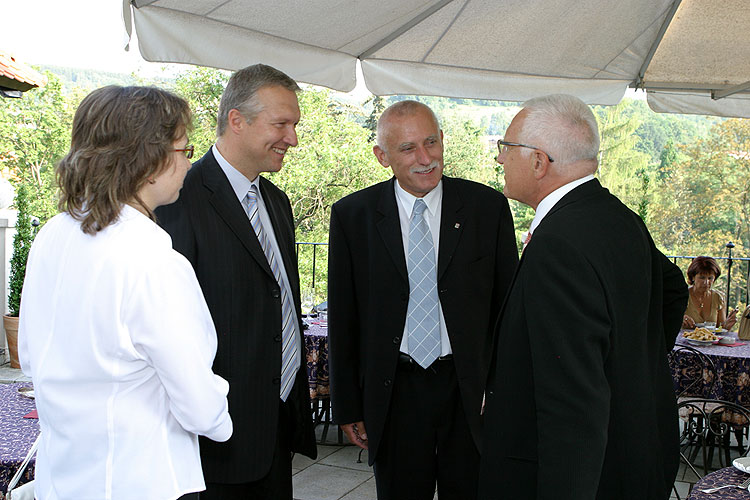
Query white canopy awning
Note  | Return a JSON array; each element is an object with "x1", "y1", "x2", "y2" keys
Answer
[{"x1": 124, "y1": 0, "x2": 750, "y2": 117}]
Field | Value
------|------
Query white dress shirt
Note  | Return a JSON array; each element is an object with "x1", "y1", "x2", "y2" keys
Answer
[
  {"x1": 529, "y1": 174, "x2": 596, "y2": 233},
  {"x1": 394, "y1": 180, "x2": 452, "y2": 356},
  {"x1": 18, "y1": 205, "x2": 233, "y2": 500}
]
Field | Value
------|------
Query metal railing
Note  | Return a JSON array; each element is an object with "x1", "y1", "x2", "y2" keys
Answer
[
  {"x1": 296, "y1": 241, "x2": 750, "y2": 308},
  {"x1": 667, "y1": 242, "x2": 750, "y2": 309},
  {"x1": 296, "y1": 242, "x2": 328, "y2": 294}
]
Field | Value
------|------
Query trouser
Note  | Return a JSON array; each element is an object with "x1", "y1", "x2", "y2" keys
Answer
[{"x1": 374, "y1": 355, "x2": 480, "y2": 500}]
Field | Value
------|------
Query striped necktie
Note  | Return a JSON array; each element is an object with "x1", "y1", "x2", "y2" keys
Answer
[
  {"x1": 522, "y1": 230, "x2": 532, "y2": 251},
  {"x1": 406, "y1": 198, "x2": 441, "y2": 368},
  {"x1": 245, "y1": 185, "x2": 299, "y2": 401}
]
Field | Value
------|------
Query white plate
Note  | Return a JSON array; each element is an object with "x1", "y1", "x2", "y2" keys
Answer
[
  {"x1": 686, "y1": 339, "x2": 716, "y2": 346},
  {"x1": 17, "y1": 387, "x2": 34, "y2": 399},
  {"x1": 733, "y1": 456, "x2": 750, "y2": 473}
]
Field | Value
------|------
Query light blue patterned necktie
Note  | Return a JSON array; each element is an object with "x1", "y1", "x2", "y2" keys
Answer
[
  {"x1": 406, "y1": 198, "x2": 440, "y2": 368},
  {"x1": 245, "y1": 185, "x2": 299, "y2": 401}
]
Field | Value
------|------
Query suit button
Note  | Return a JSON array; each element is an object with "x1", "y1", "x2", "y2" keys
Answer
[
  {"x1": 439, "y1": 289, "x2": 447, "y2": 294},
  {"x1": 274, "y1": 335, "x2": 282, "y2": 342},
  {"x1": 273, "y1": 377, "x2": 281, "y2": 385},
  {"x1": 400, "y1": 292, "x2": 408, "y2": 301},
  {"x1": 392, "y1": 336, "x2": 400, "y2": 344},
  {"x1": 272, "y1": 289, "x2": 280, "y2": 298},
  {"x1": 384, "y1": 378, "x2": 391, "y2": 387}
]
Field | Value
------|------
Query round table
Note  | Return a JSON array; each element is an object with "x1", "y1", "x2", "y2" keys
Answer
[
  {"x1": 689, "y1": 466, "x2": 750, "y2": 499},
  {"x1": 0, "y1": 382, "x2": 39, "y2": 499},
  {"x1": 672, "y1": 331, "x2": 750, "y2": 406}
]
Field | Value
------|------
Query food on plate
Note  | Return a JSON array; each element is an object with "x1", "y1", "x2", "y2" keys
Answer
[{"x1": 684, "y1": 327, "x2": 719, "y2": 341}]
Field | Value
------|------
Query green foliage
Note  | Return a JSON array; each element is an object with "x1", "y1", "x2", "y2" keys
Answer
[
  {"x1": 363, "y1": 95, "x2": 385, "y2": 142},
  {"x1": 8, "y1": 185, "x2": 36, "y2": 317},
  {"x1": 594, "y1": 102, "x2": 652, "y2": 218},
  {"x1": 0, "y1": 71, "x2": 76, "y2": 224},
  {"x1": 269, "y1": 89, "x2": 391, "y2": 298},
  {"x1": 173, "y1": 68, "x2": 230, "y2": 156}
]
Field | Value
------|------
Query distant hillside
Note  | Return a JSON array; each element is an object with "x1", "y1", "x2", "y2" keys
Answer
[{"x1": 38, "y1": 65, "x2": 174, "y2": 93}]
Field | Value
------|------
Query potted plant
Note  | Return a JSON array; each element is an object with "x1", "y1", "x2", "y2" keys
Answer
[{"x1": 4, "y1": 184, "x2": 36, "y2": 368}]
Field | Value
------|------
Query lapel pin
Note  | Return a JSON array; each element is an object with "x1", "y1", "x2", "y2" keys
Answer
[{"x1": 454, "y1": 223, "x2": 460, "y2": 229}]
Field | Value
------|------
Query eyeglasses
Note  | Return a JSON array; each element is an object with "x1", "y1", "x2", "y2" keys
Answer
[
  {"x1": 497, "y1": 139, "x2": 554, "y2": 163},
  {"x1": 174, "y1": 145, "x2": 194, "y2": 159}
]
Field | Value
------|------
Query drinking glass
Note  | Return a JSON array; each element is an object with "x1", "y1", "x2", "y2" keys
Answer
[{"x1": 301, "y1": 287, "x2": 315, "y2": 316}]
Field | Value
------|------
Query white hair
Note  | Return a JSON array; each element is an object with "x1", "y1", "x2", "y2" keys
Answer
[{"x1": 519, "y1": 94, "x2": 600, "y2": 168}]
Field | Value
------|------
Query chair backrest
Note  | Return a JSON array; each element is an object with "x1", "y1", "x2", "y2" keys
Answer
[
  {"x1": 677, "y1": 398, "x2": 750, "y2": 477},
  {"x1": 668, "y1": 345, "x2": 717, "y2": 399}
]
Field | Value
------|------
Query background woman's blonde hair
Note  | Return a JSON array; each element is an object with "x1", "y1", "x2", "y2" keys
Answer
[{"x1": 57, "y1": 85, "x2": 192, "y2": 234}]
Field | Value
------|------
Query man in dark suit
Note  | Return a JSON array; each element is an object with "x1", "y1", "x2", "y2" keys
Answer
[
  {"x1": 478, "y1": 94, "x2": 687, "y2": 500},
  {"x1": 156, "y1": 64, "x2": 316, "y2": 499},
  {"x1": 328, "y1": 100, "x2": 518, "y2": 500}
]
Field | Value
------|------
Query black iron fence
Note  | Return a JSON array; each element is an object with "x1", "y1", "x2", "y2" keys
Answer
[
  {"x1": 296, "y1": 242, "x2": 329, "y2": 302},
  {"x1": 296, "y1": 241, "x2": 750, "y2": 310}
]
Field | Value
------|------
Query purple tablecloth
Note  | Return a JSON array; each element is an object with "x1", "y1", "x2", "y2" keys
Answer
[
  {"x1": 305, "y1": 322, "x2": 329, "y2": 400},
  {"x1": 0, "y1": 382, "x2": 39, "y2": 499},
  {"x1": 688, "y1": 466, "x2": 750, "y2": 499},
  {"x1": 672, "y1": 331, "x2": 750, "y2": 406}
]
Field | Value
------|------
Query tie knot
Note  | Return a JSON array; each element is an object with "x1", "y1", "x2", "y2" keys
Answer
[{"x1": 412, "y1": 198, "x2": 427, "y2": 217}]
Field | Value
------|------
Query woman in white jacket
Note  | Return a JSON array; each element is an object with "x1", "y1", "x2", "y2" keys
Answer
[{"x1": 18, "y1": 86, "x2": 233, "y2": 500}]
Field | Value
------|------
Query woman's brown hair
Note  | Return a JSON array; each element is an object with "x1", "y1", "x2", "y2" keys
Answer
[
  {"x1": 57, "y1": 86, "x2": 192, "y2": 234},
  {"x1": 686, "y1": 256, "x2": 722, "y2": 285}
]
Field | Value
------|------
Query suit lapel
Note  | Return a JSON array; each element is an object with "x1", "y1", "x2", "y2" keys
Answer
[
  {"x1": 437, "y1": 177, "x2": 465, "y2": 281},
  {"x1": 199, "y1": 151, "x2": 276, "y2": 281},
  {"x1": 376, "y1": 178, "x2": 408, "y2": 283}
]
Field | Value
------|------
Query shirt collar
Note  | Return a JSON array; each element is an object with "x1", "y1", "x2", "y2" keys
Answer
[
  {"x1": 394, "y1": 179, "x2": 443, "y2": 217},
  {"x1": 212, "y1": 144, "x2": 256, "y2": 202},
  {"x1": 529, "y1": 174, "x2": 595, "y2": 234}
]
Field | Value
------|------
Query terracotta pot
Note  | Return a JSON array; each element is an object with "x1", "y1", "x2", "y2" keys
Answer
[{"x1": 3, "y1": 315, "x2": 20, "y2": 369}]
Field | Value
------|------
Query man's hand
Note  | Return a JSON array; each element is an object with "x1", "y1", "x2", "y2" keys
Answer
[{"x1": 341, "y1": 421, "x2": 368, "y2": 450}]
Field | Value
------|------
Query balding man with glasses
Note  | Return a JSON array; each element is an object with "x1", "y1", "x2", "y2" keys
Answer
[{"x1": 479, "y1": 94, "x2": 687, "y2": 500}]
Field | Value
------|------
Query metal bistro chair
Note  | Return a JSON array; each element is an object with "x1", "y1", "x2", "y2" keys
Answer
[
  {"x1": 668, "y1": 345, "x2": 718, "y2": 498},
  {"x1": 668, "y1": 345, "x2": 717, "y2": 400},
  {"x1": 676, "y1": 399, "x2": 750, "y2": 477}
]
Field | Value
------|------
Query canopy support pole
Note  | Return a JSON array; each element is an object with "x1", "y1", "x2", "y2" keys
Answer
[
  {"x1": 713, "y1": 81, "x2": 750, "y2": 100},
  {"x1": 631, "y1": 0, "x2": 682, "y2": 89},
  {"x1": 358, "y1": 0, "x2": 456, "y2": 59}
]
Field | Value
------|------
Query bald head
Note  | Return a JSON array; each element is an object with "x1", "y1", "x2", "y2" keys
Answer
[{"x1": 376, "y1": 100, "x2": 441, "y2": 153}]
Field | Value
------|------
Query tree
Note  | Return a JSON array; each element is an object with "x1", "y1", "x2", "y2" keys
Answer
[
  {"x1": 0, "y1": 71, "x2": 74, "y2": 224},
  {"x1": 594, "y1": 102, "x2": 652, "y2": 219},
  {"x1": 7, "y1": 185, "x2": 36, "y2": 316},
  {"x1": 173, "y1": 67, "x2": 229, "y2": 156},
  {"x1": 363, "y1": 95, "x2": 385, "y2": 142}
]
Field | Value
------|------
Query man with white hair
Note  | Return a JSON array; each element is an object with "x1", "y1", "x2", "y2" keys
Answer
[
  {"x1": 329, "y1": 100, "x2": 518, "y2": 499},
  {"x1": 478, "y1": 94, "x2": 687, "y2": 500}
]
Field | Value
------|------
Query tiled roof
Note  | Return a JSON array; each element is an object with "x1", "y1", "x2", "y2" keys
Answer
[{"x1": 0, "y1": 52, "x2": 47, "y2": 92}]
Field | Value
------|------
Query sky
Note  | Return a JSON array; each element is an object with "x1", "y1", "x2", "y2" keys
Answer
[
  {"x1": 1, "y1": 0, "x2": 183, "y2": 76},
  {"x1": 0, "y1": 0, "x2": 643, "y2": 101}
]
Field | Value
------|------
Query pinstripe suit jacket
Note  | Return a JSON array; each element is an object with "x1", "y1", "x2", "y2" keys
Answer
[{"x1": 156, "y1": 149, "x2": 316, "y2": 483}]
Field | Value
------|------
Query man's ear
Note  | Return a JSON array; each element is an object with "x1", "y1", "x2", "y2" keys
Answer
[
  {"x1": 227, "y1": 109, "x2": 246, "y2": 135},
  {"x1": 373, "y1": 145, "x2": 390, "y2": 168},
  {"x1": 532, "y1": 150, "x2": 550, "y2": 180}
]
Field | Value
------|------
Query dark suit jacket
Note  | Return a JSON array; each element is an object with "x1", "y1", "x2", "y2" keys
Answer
[
  {"x1": 155, "y1": 149, "x2": 316, "y2": 483},
  {"x1": 328, "y1": 176, "x2": 519, "y2": 465},
  {"x1": 478, "y1": 179, "x2": 687, "y2": 500}
]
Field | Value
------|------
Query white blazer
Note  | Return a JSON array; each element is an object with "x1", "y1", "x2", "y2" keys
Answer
[{"x1": 18, "y1": 205, "x2": 233, "y2": 500}]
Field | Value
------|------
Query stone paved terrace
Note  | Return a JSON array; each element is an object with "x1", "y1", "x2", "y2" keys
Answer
[{"x1": 0, "y1": 363, "x2": 696, "y2": 499}]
